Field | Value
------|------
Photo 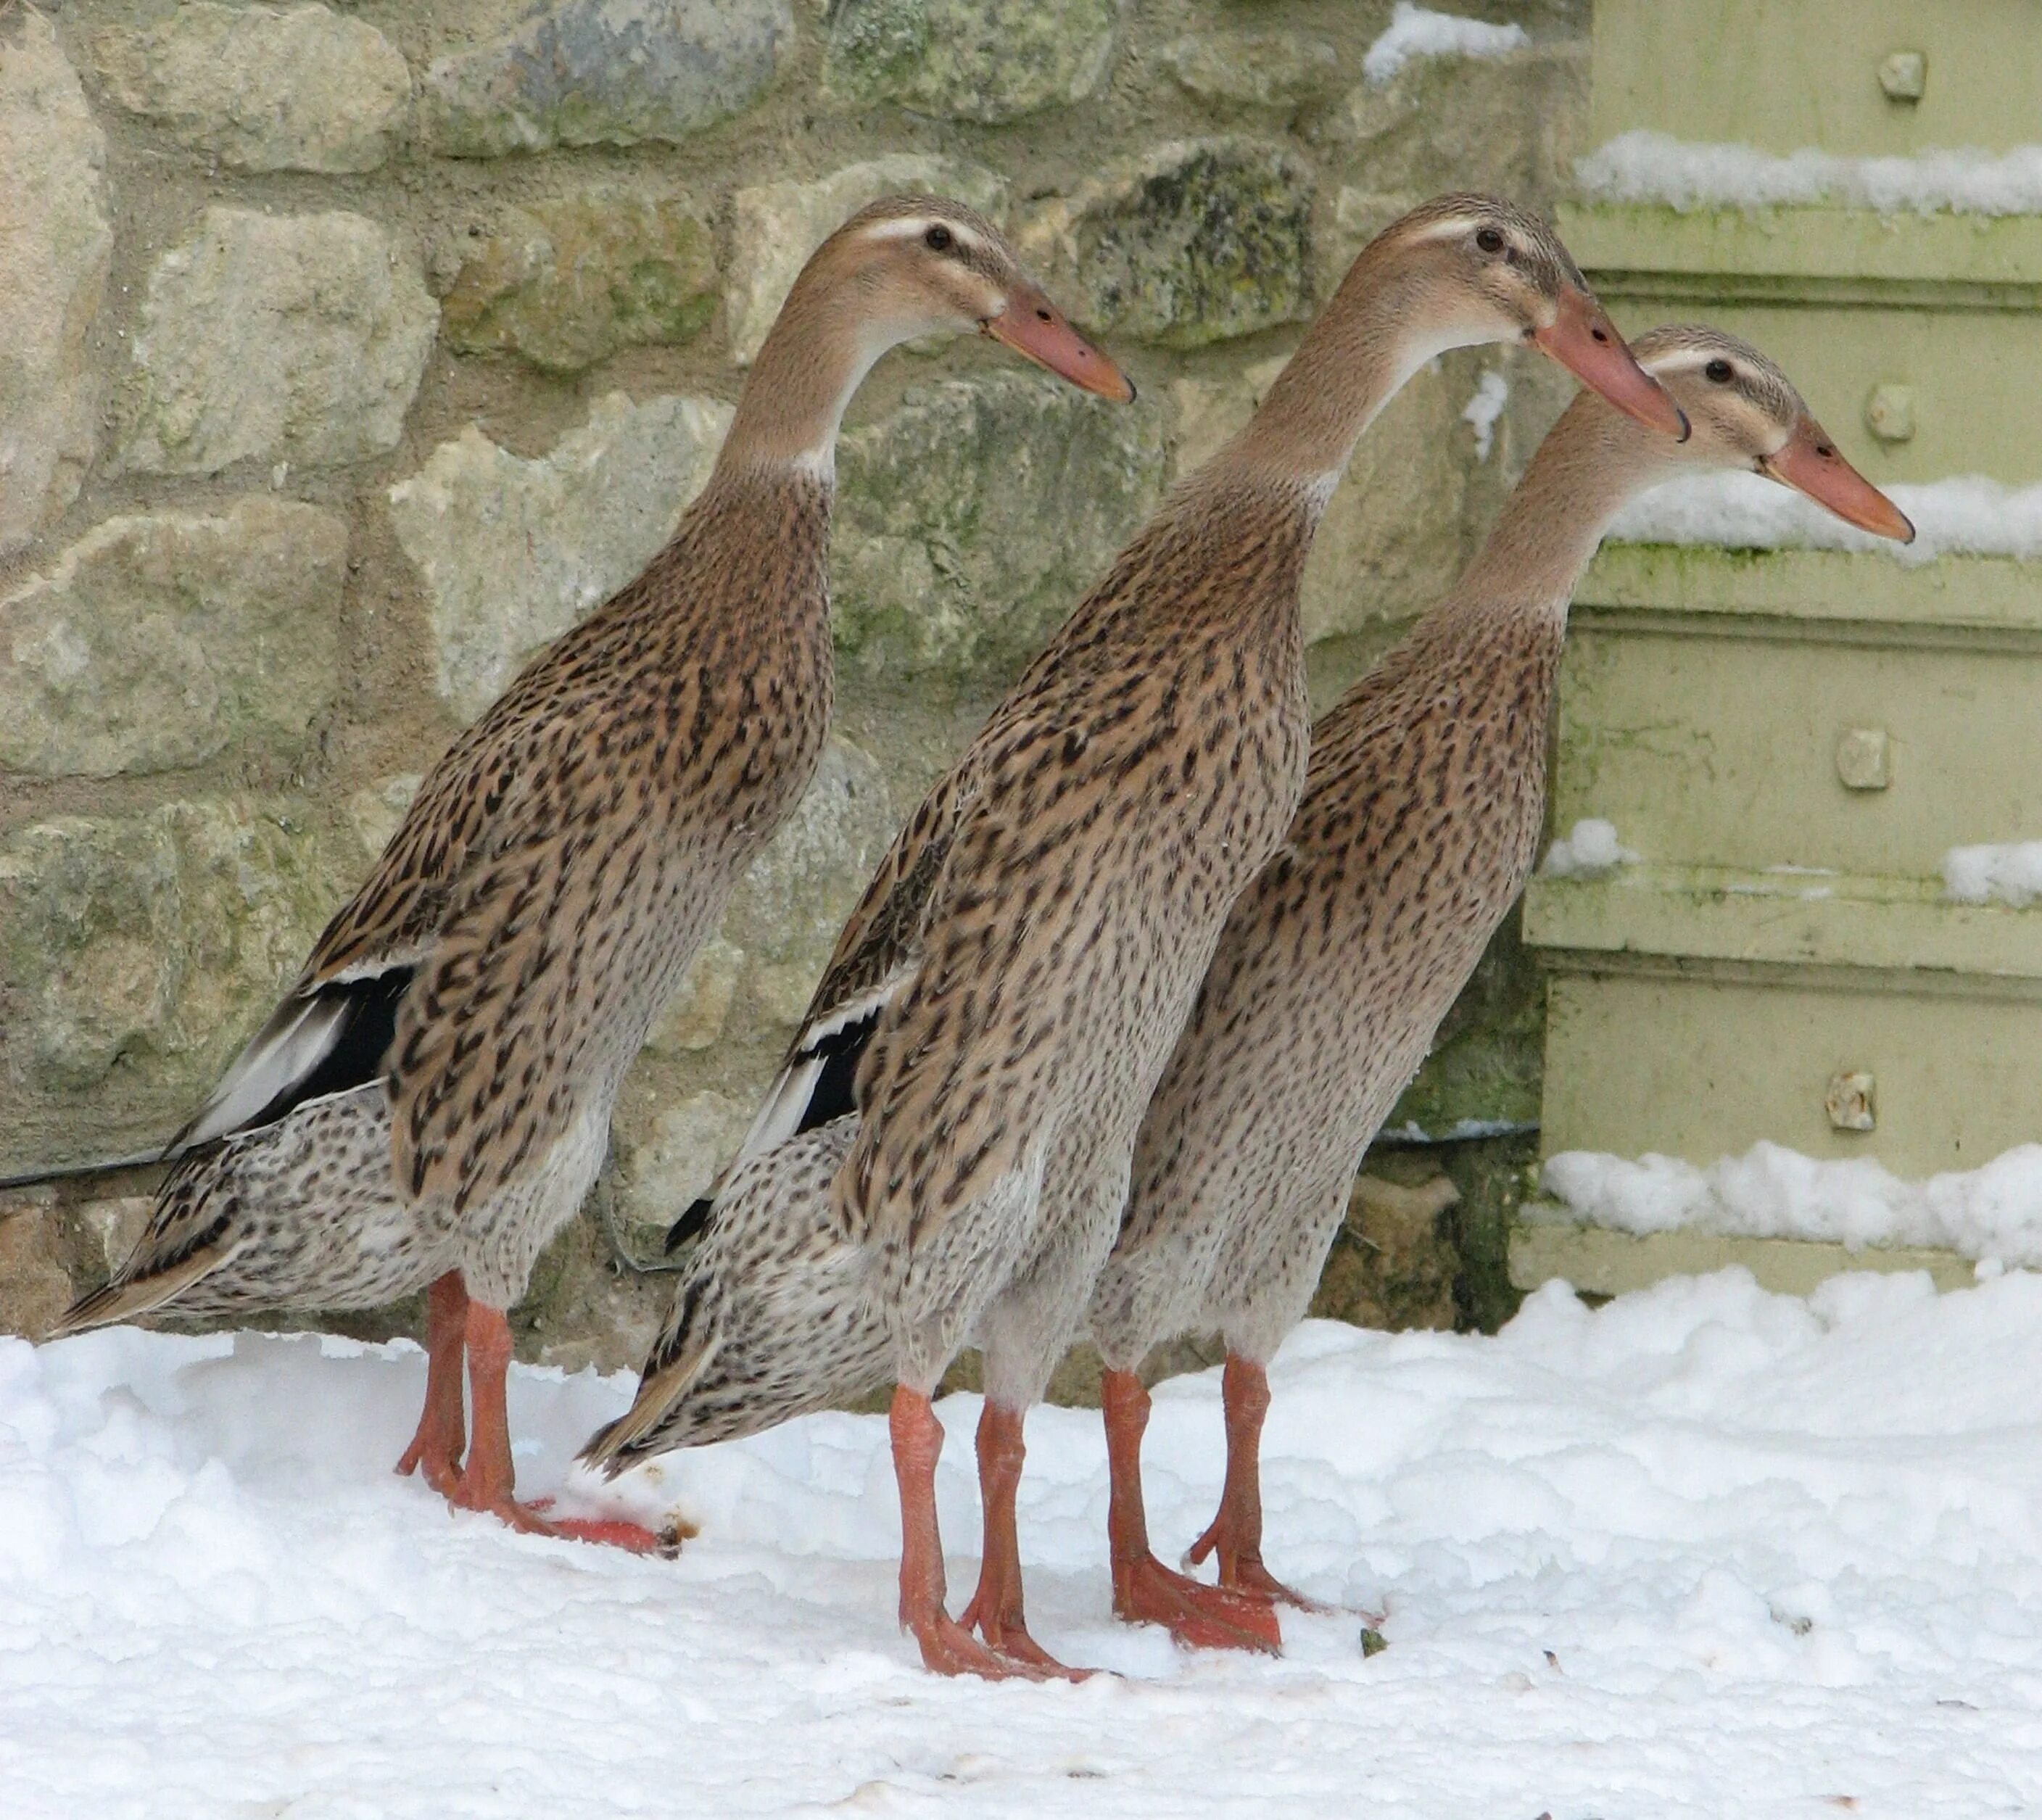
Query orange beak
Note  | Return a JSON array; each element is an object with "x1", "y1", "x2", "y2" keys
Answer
[
  {"x1": 983, "y1": 284, "x2": 1136, "y2": 403},
  {"x1": 1761, "y1": 415, "x2": 1916, "y2": 542},
  {"x1": 1532, "y1": 287, "x2": 1690, "y2": 442}
]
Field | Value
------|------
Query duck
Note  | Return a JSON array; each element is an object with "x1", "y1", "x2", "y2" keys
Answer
[
  {"x1": 49, "y1": 195, "x2": 1132, "y2": 1549},
  {"x1": 584, "y1": 195, "x2": 1684, "y2": 1668},
  {"x1": 1083, "y1": 324, "x2": 1914, "y2": 1644}
]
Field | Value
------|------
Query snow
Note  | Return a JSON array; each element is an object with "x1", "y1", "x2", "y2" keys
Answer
[
  {"x1": 11, "y1": 1278, "x2": 2042, "y2": 1816},
  {"x1": 1943, "y1": 840, "x2": 2042, "y2": 907},
  {"x1": 1461, "y1": 368, "x2": 1509, "y2": 462},
  {"x1": 1543, "y1": 1139, "x2": 2042, "y2": 1265},
  {"x1": 1362, "y1": 4, "x2": 1528, "y2": 86},
  {"x1": 1576, "y1": 129, "x2": 2042, "y2": 216},
  {"x1": 1606, "y1": 471, "x2": 2042, "y2": 565},
  {"x1": 1539, "y1": 816, "x2": 1637, "y2": 878}
]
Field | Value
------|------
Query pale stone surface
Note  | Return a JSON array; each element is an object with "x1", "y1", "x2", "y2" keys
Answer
[
  {"x1": 1020, "y1": 138, "x2": 1315, "y2": 348},
  {"x1": 0, "y1": 1199, "x2": 75, "y2": 1339},
  {"x1": 718, "y1": 737, "x2": 896, "y2": 1029},
  {"x1": 0, "y1": 9, "x2": 112, "y2": 556},
  {"x1": 0, "y1": 799, "x2": 346, "y2": 1105},
  {"x1": 442, "y1": 184, "x2": 717, "y2": 372},
  {"x1": 834, "y1": 371, "x2": 1167, "y2": 683},
  {"x1": 644, "y1": 937, "x2": 745, "y2": 1055},
  {"x1": 1170, "y1": 351, "x2": 1465, "y2": 642},
  {"x1": 387, "y1": 391, "x2": 732, "y2": 721},
  {"x1": 425, "y1": 0, "x2": 791, "y2": 159},
  {"x1": 0, "y1": 498, "x2": 347, "y2": 779},
  {"x1": 122, "y1": 209, "x2": 437, "y2": 476},
  {"x1": 1313, "y1": 43, "x2": 1587, "y2": 210},
  {"x1": 346, "y1": 774, "x2": 423, "y2": 859},
  {"x1": 618, "y1": 1089, "x2": 753, "y2": 1223},
  {"x1": 822, "y1": 0, "x2": 1121, "y2": 124},
  {"x1": 1161, "y1": 30, "x2": 1342, "y2": 112},
  {"x1": 94, "y1": 3, "x2": 412, "y2": 175},
  {"x1": 78, "y1": 1196, "x2": 154, "y2": 1273},
  {"x1": 726, "y1": 155, "x2": 1007, "y2": 365}
]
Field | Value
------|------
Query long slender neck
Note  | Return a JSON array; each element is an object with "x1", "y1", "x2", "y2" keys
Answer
[
  {"x1": 713, "y1": 270, "x2": 889, "y2": 479},
  {"x1": 1445, "y1": 392, "x2": 1686, "y2": 629},
  {"x1": 1210, "y1": 244, "x2": 1472, "y2": 491}
]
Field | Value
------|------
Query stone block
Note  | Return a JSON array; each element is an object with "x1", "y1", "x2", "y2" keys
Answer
[
  {"x1": 644, "y1": 937, "x2": 745, "y2": 1055},
  {"x1": 0, "y1": 498, "x2": 347, "y2": 779},
  {"x1": 1020, "y1": 138, "x2": 1315, "y2": 349},
  {"x1": 1313, "y1": 44, "x2": 1589, "y2": 212},
  {"x1": 833, "y1": 370, "x2": 1166, "y2": 684},
  {"x1": 0, "y1": 1199, "x2": 75, "y2": 1339},
  {"x1": 726, "y1": 156, "x2": 1007, "y2": 365},
  {"x1": 0, "y1": 9, "x2": 111, "y2": 555},
  {"x1": 441, "y1": 184, "x2": 716, "y2": 372},
  {"x1": 0, "y1": 800, "x2": 348, "y2": 1111},
  {"x1": 122, "y1": 209, "x2": 437, "y2": 476},
  {"x1": 346, "y1": 774, "x2": 423, "y2": 861},
  {"x1": 94, "y1": 3, "x2": 411, "y2": 175},
  {"x1": 1307, "y1": 1169, "x2": 1460, "y2": 1332},
  {"x1": 1161, "y1": 30, "x2": 1342, "y2": 113},
  {"x1": 388, "y1": 391, "x2": 731, "y2": 721},
  {"x1": 616, "y1": 1089, "x2": 753, "y2": 1227},
  {"x1": 424, "y1": 0, "x2": 790, "y2": 159},
  {"x1": 822, "y1": 0, "x2": 1121, "y2": 125}
]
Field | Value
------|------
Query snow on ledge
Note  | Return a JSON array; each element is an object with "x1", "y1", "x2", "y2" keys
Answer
[
  {"x1": 1540, "y1": 817, "x2": 1637, "y2": 880},
  {"x1": 1943, "y1": 842, "x2": 2042, "y2": 907},
  {"x1": 1542, "y1": 1140, "x2": 2042, "y2": 1266},
  {"x1": 1576, "y1": 130, "x2": 2042, "y2": 216},
  {"x1": 1605, "y1": 472, "x2": 2042, "y2": 565},
  {"x1": 1363, "y1": 4, "x2": 1528, "y2": 86}
]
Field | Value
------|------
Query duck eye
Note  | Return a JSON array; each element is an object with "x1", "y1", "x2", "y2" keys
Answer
[
  {"x1": 923, "y1": 224, "x2": 953, "y2": 253},
  {"x1": 1706, "y1": 358, "x2": 1734, "y2": 384},
  {"x1": 1476, "y1": 226, "x2": 1505, "y2": 254}
]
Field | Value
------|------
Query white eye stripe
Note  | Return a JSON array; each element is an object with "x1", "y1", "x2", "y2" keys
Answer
[
  {"x1": 861, "y1": 215, "x2": 981, "y2": 252},
  {"x1": 1402, "y1": 213, "x2": 1498, "y2": 247}
]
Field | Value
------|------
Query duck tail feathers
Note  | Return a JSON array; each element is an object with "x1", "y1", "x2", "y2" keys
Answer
[
  {"x1": 579, "y1": 1331, "x2": 722, "y2": 1476},
  {"x1": 46, "y1": 1238, "x2": 235, "y2": 1340}
]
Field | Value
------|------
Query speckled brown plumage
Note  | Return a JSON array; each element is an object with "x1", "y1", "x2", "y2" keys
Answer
[
  {"x1": 663, "y1": 194, "x2": 1674, "y2": 1676},
  {"x1": 1087, "y1": 326, "x2": 1913, "y2": 1618},
  {"x1": 55, "y1": 194, "x2": 1130, "y2": 1542}
]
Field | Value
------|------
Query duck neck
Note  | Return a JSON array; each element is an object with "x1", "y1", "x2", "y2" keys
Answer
[
  {"x1": 714, "y1": 272, "x2": 893, "y2": 482},
  {"x1": 1447, "y1": 393, "x2": 1687, "y2": 633},
  {"x1": 1212, "y1": 247, "x2": 1476, "y2": 495}
]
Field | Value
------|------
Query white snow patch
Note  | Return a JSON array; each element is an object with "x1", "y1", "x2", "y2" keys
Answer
[
  {"x1": 1540, "y1": 816, "x2": 1637, "y2": 879},
  {"x1": 1362, "y1": 4, "x2": 1528, "y2": 86},
  {"x1": 1544, "y1": 1138, "x2": 2042, "y2": 1265},
  {"x1": 12, "y1": 1281, "x2": 2042, "y2": 1815},
  {"x1": 1943, "y1": 841, "x2": 2042, "y2": 907},
  {"x1": 1461, "y1": 368, "x2": 1509, "y2": 462},
  {"x1": 1605, "y1": 471, "x2": 2042, "y2": 564},
  {"x1": 1577, "y1": 130, "x2": 2042, "y2": 216}
]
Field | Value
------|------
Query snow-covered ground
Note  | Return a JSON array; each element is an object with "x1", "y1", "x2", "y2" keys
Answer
[{"x1": 8, "y1": 1272, "x2": 2042, "y2": 1817}]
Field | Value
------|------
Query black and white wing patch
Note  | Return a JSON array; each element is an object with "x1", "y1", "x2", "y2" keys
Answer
[
  {"x1": 167, "y1": 967, "x2": 413, "y2": 1156},
  {"x1": 661, "y1": 977, "x2": 898, "y2": 1252}
]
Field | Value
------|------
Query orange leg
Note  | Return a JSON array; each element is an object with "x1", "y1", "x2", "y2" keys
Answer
[
  {"x1": 1184, "y1": 1354, "x2": 1323, "y2": 1611},
  {"x1": 447, "y1": 1300, "x2": 664, "y2": 1553},
  {"x1": 957, "y1": 1402, "x2": 1087, "y2": 1679},
  {"x1": 1101, "y1": 1368, "x2": 1281, "y2": 1653},
  {"x1": 394, "y1": 1270, "x2": 468, "y2": 1496},
  {"x1": 890, "y1": 1388, "x2": 1054, "y2": 1680}
]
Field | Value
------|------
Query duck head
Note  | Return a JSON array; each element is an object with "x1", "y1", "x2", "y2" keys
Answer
[
  {"x1": 1625, "y1": 326, "x2": 1914, "y2": 540},
  {"x1": 1375, "y1": 195, "x2": 1689, "y2": 442}
]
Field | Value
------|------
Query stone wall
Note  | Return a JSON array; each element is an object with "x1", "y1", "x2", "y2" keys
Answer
[{"x1": 0, "y1": 0, "x2": 1586, "y2": 1376}]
